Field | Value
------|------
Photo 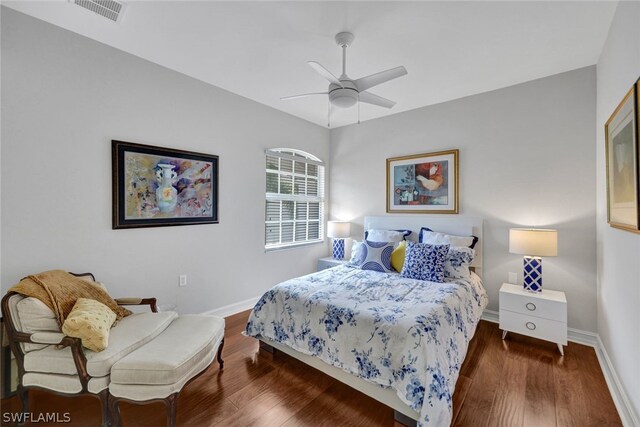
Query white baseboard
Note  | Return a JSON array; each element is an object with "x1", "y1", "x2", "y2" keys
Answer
[
  {"x1": 480, "y1": 308, "x2": 499, "y2": 324},
  {"x1": 201, "y1": 296, "x2": 259, "y2": 318},
  {"x1": 482, "y1": 309, "x2": 638, "y2": 426},
  {"x1": 595, "y1": 335, "x2": 640, "y2": 427}
]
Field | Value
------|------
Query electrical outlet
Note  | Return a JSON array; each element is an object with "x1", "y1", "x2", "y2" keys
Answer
[
  {"x1": 179, "y1": 275, "x2": 187, "y2": 287},
  {"x1": 508, "y1": 272, "x2": 517, "y2": 284}
]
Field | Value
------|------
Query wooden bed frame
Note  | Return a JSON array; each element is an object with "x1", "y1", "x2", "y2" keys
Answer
[{"x1": 260, "y1": 215, "x2": 484, "y2": 426}]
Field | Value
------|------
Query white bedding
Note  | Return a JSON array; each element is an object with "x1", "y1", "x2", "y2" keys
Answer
[{"x1": 245, "y1": 265, "x2": 488, "y2": 426}]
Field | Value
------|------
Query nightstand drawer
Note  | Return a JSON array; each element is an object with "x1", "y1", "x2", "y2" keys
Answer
[
  {"x1": 499, "y1": 310, "x2": 567, "y2": 345},
  {"x1": 499, "y1": 290, "x2": 566, "y2": 322}
]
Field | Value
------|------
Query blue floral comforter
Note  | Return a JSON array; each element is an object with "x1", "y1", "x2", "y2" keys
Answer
[{"x1": 245, "y1": 265, "x2": 488, "y2": 426}]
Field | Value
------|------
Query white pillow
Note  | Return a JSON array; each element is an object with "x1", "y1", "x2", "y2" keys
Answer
[
  {"x1": 349, "y1": 240, "x2": 366, "y2": 265},
  {"x1": 365, "y1": 229, "x2": 410, "y2": 243},
  {"x1": 420, "y1": 229, "x2": 477, "y2": 248}
]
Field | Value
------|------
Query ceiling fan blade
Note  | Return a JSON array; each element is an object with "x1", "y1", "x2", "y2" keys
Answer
[
  {"x1": 354, "y1": 66, "x2": 407, "y2": 92},
  {"x1": 358, "y1": 91, "x2": 396, "y2": 109},
  {"x1": 308, "y1": 61, "x2": 344, "y2": 87},
  {"x1": 281, "y1": 92, "x2": 328, "y2": 101}
]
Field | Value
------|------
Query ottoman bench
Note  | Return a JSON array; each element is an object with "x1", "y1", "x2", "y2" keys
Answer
[{"x1": 108, "y1": 314, "x2": 225, "y2": 427}]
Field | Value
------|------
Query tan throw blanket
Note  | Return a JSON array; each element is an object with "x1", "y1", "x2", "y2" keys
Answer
[{"x1": 9, "y1": 270, "x2": 131, "y2": 326}]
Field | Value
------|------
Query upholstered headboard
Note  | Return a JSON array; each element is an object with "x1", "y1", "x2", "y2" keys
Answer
[{"x1": 363, "y1": 215, "x2": 484, "y2": 278}]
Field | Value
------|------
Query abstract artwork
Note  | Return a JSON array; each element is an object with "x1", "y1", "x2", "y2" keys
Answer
[
  {"x1": 112, "y1": 140, "x2": 218, "y2": 229},
  {"x1": 605, "y1": 80, "x2": 639, "y2": 234},
  {"x1": 386, "y1": 149, "x2": 458, "y2": 214}
]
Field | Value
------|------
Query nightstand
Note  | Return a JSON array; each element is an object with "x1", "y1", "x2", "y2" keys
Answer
[
  {"x1": 499, "y1": 283, "x2": 567, "y2": 355},
  {"x1": 317, "y1": 257, "x2": 348, "y2": 271}
]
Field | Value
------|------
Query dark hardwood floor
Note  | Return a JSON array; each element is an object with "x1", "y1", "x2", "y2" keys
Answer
[{"x1": 1, "y1": 310, "x2": 621, "y2": 426}]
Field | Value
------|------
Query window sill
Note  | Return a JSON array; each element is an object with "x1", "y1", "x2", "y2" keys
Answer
[{"x1": 265, "y1": 240, "x2": 325, "y2": 253}]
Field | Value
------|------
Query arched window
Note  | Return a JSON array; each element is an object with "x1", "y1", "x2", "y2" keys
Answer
[{"x1": 265, "y1": 149, "x2": 325, "y2": 249}]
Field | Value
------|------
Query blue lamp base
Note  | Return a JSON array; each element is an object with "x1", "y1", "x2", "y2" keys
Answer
[
  {"x1": 523, "y1": 256, "x2": 543, "y2": 292},
  {"x1": 332, "y1": 239, "x2": 345, "y2": 259}
]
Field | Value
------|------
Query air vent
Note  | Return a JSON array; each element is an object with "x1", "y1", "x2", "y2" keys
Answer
[{"x1": 71, "y1": 0, "x2": 125, "y2": 23}]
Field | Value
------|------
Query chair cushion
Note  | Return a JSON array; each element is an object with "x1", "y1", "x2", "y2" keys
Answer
[
  {"x1": 16, "y1": 297, "x2": 60, "y2": 352},
  {"x1": 24, "y1": 311, "x2": 177, "y2": 377},
  {"x1": 62, "y1": 298, "x2": 116, "y2": 352},
  {"x1": 110, "y1": 315, "x2": 224, "y2": 386},
  {"x1": 23, "y1": 372, "x2": 109, "y2": 394}
]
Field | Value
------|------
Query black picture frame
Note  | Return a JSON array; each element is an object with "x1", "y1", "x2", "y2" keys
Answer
[{"x1": 112, "y1": 140, "x2": 219, "y2": 229}]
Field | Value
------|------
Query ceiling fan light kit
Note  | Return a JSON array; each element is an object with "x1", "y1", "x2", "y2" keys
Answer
[{"x1": 282, "y1": 32, "x2": 408, "y2": 126}]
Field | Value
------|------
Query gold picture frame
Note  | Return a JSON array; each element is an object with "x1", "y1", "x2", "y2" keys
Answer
[
  {"x1": 386, "y1": 149, "x2": 459, "y2": 214},
  {"x1": 605, "y1": 80, "x2": 640, "y2": 234}
]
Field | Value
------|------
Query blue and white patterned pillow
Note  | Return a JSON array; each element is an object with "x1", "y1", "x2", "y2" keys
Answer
[
  {"x1": 445, "y1": 247, "x2": 476, "y2": 279},
  {"x1": 400, "y1": 242, "x2": 450, "y2": 282},
  {"x1": 360, "y1": 240, "x2": 395, "y2": 273}
]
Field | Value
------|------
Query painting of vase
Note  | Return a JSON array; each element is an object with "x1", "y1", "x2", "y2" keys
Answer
[
  {"x1": 155, "y1": 164, "x2": 178, "y2": 213},
  {"x1": 112, "y1": 140, "x2": 219, "y2": 229}
]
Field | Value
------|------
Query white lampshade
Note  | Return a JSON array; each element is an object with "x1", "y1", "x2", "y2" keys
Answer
[
  {"x1": 327, "y1": 221, "x2": 351, "y2": 239},
  {"x1": 509, "y1": 228, "x2": 558, "y2": 257}
]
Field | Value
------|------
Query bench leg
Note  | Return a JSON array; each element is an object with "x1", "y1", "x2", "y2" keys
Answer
[
  {"x1": 165, "y1": 393, "x2": 178, "y2": 427},
  {"x1": 216, "y1": 338, "x2": 224, "y2": 369},
  {"x1": 109, "y1": 395, "x2": 122, "y2": 427},
  {"x1": 98, "y1": 389, "x2": 112, "y2": 427}
]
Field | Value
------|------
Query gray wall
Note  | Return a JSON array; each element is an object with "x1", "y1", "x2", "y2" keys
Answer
[
  {"x1": 596, "y1": 1, "x2": 640, "y2": 421},
  {"x1": 330, "y1": 66, "x2": 597, "y2": 332},
  {"x1": 0, "y1": 8, "x2": 330, "y2": 313}
]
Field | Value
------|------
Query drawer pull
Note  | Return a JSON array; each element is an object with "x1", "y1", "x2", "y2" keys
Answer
[
  {"x1": 525, "y1": 302, "x2": 536, "y2": 311},
  {"x1": 526, "y1": 322, "x2": 536, "y2": 330}
]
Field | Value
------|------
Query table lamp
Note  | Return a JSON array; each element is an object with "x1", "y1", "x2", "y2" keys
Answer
[
  {"x1": 509, "y1": 228, "x2": 558, "y2": 292},
  {"x1": 327, "y1": 221, "x2": 351, "y2": 259}
]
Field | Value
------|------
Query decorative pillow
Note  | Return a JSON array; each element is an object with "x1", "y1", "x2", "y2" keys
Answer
[
  {"x1": 16, "y1": 297, "x2": 60, "y2": 352},
  {"x1": 348, "y1": 240, "x2": 366, "y2": 266},
  {"x1": 419, "y1": 227, "x2": 478, "y2": 249},
  {"x1": 445, "y1": 247, "x2": 476, "y2": 280},
  {"x1": 391, "y1": 241, "x2": 407, "y2": 272},
  {"x1": 364, "y1": 229, "x2": 412, "y2": 243},
  {"x1": 62, "y1": 298, "x2": 116, "y2": 352},
  {"x1": 400, "y1": 242, "x2": 450, "y2": 283},
  {"x1": 360, "y1": 240, "x2": 395, "y2": 273}
]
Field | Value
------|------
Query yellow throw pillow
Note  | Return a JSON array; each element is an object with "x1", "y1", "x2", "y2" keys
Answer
[
  {"x1": 391, "y1": 241, "x2": 407, "y2": 272},
  {"x1": 62, "y1": 298, "x2": 116, "y2": 352}
]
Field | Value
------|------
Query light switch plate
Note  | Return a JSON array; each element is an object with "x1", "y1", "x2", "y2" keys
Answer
[
  {"x1": 508, "y1": 272, "x2": 517, "y2": 284},
  {"x1": 179, "y1": 275, "x2": 187, "y2": 287}
]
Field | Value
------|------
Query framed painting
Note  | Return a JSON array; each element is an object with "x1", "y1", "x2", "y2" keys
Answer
[
  {"x1": 386, "y1": 149, "x2": 459, "y2": 214},
  {"x1": 112, "y1": 140, "x2": 218, "y2": 229},
  {"x1": 605, "y1": 81, "x2": 639, "y2": 234}
]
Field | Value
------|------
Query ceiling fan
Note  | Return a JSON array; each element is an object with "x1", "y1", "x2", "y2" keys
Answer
[{"x1": 281, "y1": 32, "x2": 408, "y2": 125}]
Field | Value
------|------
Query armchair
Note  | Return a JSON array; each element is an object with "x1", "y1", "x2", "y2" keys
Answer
[{"x1": 1, "y1": 272, "x2": 168, "y2": 427}]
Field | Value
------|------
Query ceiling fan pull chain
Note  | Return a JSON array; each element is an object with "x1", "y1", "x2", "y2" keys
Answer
[
  {"x1": 328, "y1": 99, "x2": 331, "y2": 128},
  {"x1": 357, "y1": 94, "x2": 361, "y2": 125}
]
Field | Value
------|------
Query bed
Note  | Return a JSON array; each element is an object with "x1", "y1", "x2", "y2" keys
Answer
[{"x1": 245, "y1": 216, "x2": 488, "y2": 426}]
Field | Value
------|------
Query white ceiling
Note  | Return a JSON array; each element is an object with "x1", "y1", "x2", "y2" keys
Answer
[{"x1": 3, "y1": 1, "x2": 617, "y2": 128}]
